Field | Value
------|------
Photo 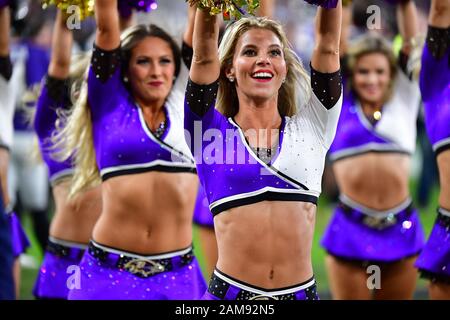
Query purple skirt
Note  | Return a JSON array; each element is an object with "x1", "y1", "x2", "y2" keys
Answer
[
  {"x1": 415, "y1": 208, "x2": 450, "y2": 284},
  {"x1": 304, "y1": 0, "x2": 338, "y2": 8},
  {"x1": 193, "y1": 184, "x2": 214, "y2": 228},
  {"x1": 7, "y1": 212, "x2": 30, "y2": 258},
  {"x1": 321, "y1": 197, "x2": 425, "y2": 263},
  {"x1": 33, "y1": 237, "x2": 86, "y2": 299},
  {"x1": 68, "y1": 241, "x2": 207, "y2": 300},
  {"x1": 202, "y1": 269, "x2": 319, "y2": 300}
]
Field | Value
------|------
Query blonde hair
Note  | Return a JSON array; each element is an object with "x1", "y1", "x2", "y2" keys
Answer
[
  {"x1": 55, "y1": 25, "x2": 182, "y2": 197},
  {"x1": 346, "y1": 34, "x2": 398, "y2": 103},
  {"x1": 217, "y1": 17, "x2": 310, "y2": 117},
  {"x1": 51, "y1": 53, "x2": 98, "y2": 196}
]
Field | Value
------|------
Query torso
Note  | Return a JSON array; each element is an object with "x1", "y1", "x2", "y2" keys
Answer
[
  {"x1": 0, "y1": 148, "x2": 10, "y2": 206},
  {"x1": 93, "y1": 171, "x2": 198, "y2": 254},
  {"x1": 333, "y1": 153, "x2": 410, "y2": 209},
  {"x1": 437, "y1": 150, "x2": 450, "y2": 210},
  {"x1": 215, "y1": 200, "x2": 315, "y2": 288},
  {"x1": 50, "y1": 179, "x2": 102, "y2": 244}
]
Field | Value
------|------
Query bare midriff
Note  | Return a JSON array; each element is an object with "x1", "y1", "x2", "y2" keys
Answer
[
  {"x1": 333, "y1": 152, "x2": 411, "y2": 210},
  {"x1": 214, "y1": 200, "x2": 316, "y2": 289},
  {"x1": 93, "y1": 171, "x2": 198, "y2": 254}
]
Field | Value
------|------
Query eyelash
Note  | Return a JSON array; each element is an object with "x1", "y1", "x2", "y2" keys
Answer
[
  {"x1": 243, "y1": 49, "x2": 282, "y2": 56},
  {"x1": 136, "y1": 59, "x2": 172, "y2": 65}
]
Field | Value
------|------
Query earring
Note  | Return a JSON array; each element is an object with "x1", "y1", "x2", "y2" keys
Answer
[
  {"x1": 228, "y1": 77, "x2": 234, "y2": 82},
  {"x1": 123, "y1": 76, "x2": 129, "y2": 83},
  {"x1": 282, "y1": 78, "x2": 286, "y2": 83}
]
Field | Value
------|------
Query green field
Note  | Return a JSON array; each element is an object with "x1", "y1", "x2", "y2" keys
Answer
[{"x1": 18, "y1": 182, "x2": 438, "y2": 300}]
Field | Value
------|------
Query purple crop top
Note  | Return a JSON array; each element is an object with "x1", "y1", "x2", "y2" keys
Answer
[
  {"x1": 420, "y1": 26, "x2": 450, "y2": 156},
  {"x1": 184, "y1": 66, "x2": 343, "y2": 215},
  {"x1": 34, "y1": 76, "x2": 74, "y2": 184},
  {"x1": 328, "y1": 53, "x2": 421, "y2": 162},
  {"x1": 88, "y1": 45, "x2": 196, "y2": 181}
]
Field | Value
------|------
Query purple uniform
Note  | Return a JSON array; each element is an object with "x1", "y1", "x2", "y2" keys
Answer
[
  {"x1": 322, "y1": 50, "x2": 425, "y2": 263},
  {"x1": 68, "y1": 44, "x2": 205, "y2": 300},
  {"x1": 184, "y1": 64, "x2": 343, "y2": 299},
  {"x1": 193, "y1": 183, "x2": 214, "y2": 228},
  {"x1": 32, "y1": 76, "x2": 84, "y2": 299},
  {"x1": 415, "y1": 26, "x2": 450, "y2": 284}
]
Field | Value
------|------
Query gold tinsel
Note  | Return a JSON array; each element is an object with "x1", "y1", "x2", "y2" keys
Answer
[
  {"x1": 41, "y1": 0, "x2": 95, "y2": 21},
  {"x1": 187, "y1": 0, "x2": 260, "y2": 20}
]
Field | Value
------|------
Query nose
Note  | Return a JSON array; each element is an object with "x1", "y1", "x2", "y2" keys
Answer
[
  {"x1": 256, "y1": 54, "x2": 271, "y2": 66},
  {"x1": 149, "y1": 61, "x2": 162, "y2": 77}
]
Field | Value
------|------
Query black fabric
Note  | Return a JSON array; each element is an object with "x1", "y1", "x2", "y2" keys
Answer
[
  {"x1": 398, "y1": 50, "x2": 411, "y2": 79},
  {"x1": 45, "y1": 75, "x2": 71, "y2": 109},
  {"x1": 185, "y1": 78, "x2": 219, "y2": 117},
  {"x1": 426, "y1": 26, "x2": 450, "y2": 61},
  {"x1": 91, "y1": 45, "x2": 122, "y2": 83},
  {"x1": 310, "y1": 65, "x2": 342, "y2": 110},
  {"x1": 181, "y1": 41, "x2": 193, "y2": 70},
  {"x1": 0, "y1": 55, "x2": 12, "y2": 81}
]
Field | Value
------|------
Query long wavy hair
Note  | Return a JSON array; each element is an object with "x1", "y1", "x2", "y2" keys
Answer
[
  {"x1": 53, "y1": 24, "x2": 182, "y2": 197},
  {"x1": 217, "y1": 17, "x2": 311, "y2": 118}
]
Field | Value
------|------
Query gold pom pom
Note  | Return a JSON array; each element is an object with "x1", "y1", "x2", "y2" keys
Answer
[
  {"x1": 41, "y1": 0, "x2": 95, "y2": 21},
  {"x1": 187, "y1": 0, "x2": 260, "y2": 20}
]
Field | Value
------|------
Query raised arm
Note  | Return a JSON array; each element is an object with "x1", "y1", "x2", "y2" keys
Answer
[
  {"x1": 396, "y1": 0, "x2": 418, "y2": 55},
  {"x1": 183, "y1": 3, "x2": 197, "y2": 48},
  {"x1": 311, "y1": 0, "x2": 342, "y2": 73},
  {"x1": 95, "y1": 0, "x2": 121, "y2": 50},
  {"x1": 181, "y1": 4, "x2": 197, "y2": 70},
  {"x1": 48, "y1": 10, "x2": 73, "y2": 79},
  {"x1": 339, "y1": 2, "x2": 352, "y2": 57},
  {"x1": 190, "y1": 7, "x2": 220, "y2": 84},
  {"x1": 0, "y1": 4, "x2": 9, "y2": 57},
  {"x1": 258, "y1": 0, "x2": 275, "y2": 18}
]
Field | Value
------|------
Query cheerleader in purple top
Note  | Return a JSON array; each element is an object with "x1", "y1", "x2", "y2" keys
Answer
[
  {"x1": 31, "y1": 10, "x2": 102, "y2": 300},
  {"x1": 321, "y1": 1, "x2": 424, "y2": 299},
  {"x1": 57, "y1": 0, "x2": 205, "y2": 300},
  {"x1": 414, "y1": 0, "x2": 450, "y2": 300},
  {"x1": 0, "y1": 1, "x2": 30, "y2": 298},
  {"x1": 185, "y1": 1, "x2": 342, "y2": 300}
]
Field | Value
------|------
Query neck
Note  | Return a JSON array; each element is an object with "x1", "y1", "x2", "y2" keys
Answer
[
  {"x1": 360, "y1": 99, "x2": 383, "y2": 112},
  {"x1": 136, "y1": 97, "x2": 166, "y2": 114},
  {"x1": 234, "y1": 95, "x2": 281, "y2": 131}
]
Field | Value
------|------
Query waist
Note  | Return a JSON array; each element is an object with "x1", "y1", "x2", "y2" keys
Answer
[
  {"x1": 207, "y1": 269, "x2": 318, "y2": 300},
  {"x1": 330, "y1": 143, "x2": 412, "y2": 162},
  {"x1": 338, "y1": 194, "x2": 414, "y2": 229},
  {"x1": 99, "y1": 160, "x2": 196, "y2": 181},
  {"x1": 46, "y1": 237, "x2": 87, "y2": 260},
  {"x1": 436, "y1": 207, "x2": 450, "y2": 228},
  {"x1": 87, "y1": 240, "x2": 195, "y2": 278}
]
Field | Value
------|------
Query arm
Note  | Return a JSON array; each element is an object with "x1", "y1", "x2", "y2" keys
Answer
[
  {"x1": 396, "y1": 0, "x2": 418, "y2": 55},
  {"x1": 0, "y1": 4, "x2": 9, "y2": 57},
  {"x1": 339, "y1": 3, "x2": 351, "y2": 57},
  {"x1": 311, "y1": 0, "x2": 342, "y2": 73},
  {"x1": 258, "y1": 0, "x2": 275, "y2": 18},
  {"x1": 95, "y1": 0, "x2": 121, "y2": 50},
  {"x1": 48, "y1": 10, "x2": 73, "y2": 79},
  {"x1": 0, "y1": 5, "x2": 12, "y2": 81},
  {"x1": 190, "y1": 8, "x2": 220, "y2": 85},
  {"x1": 181, "y1": 3, "x2": 196, "y2": 69}
]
